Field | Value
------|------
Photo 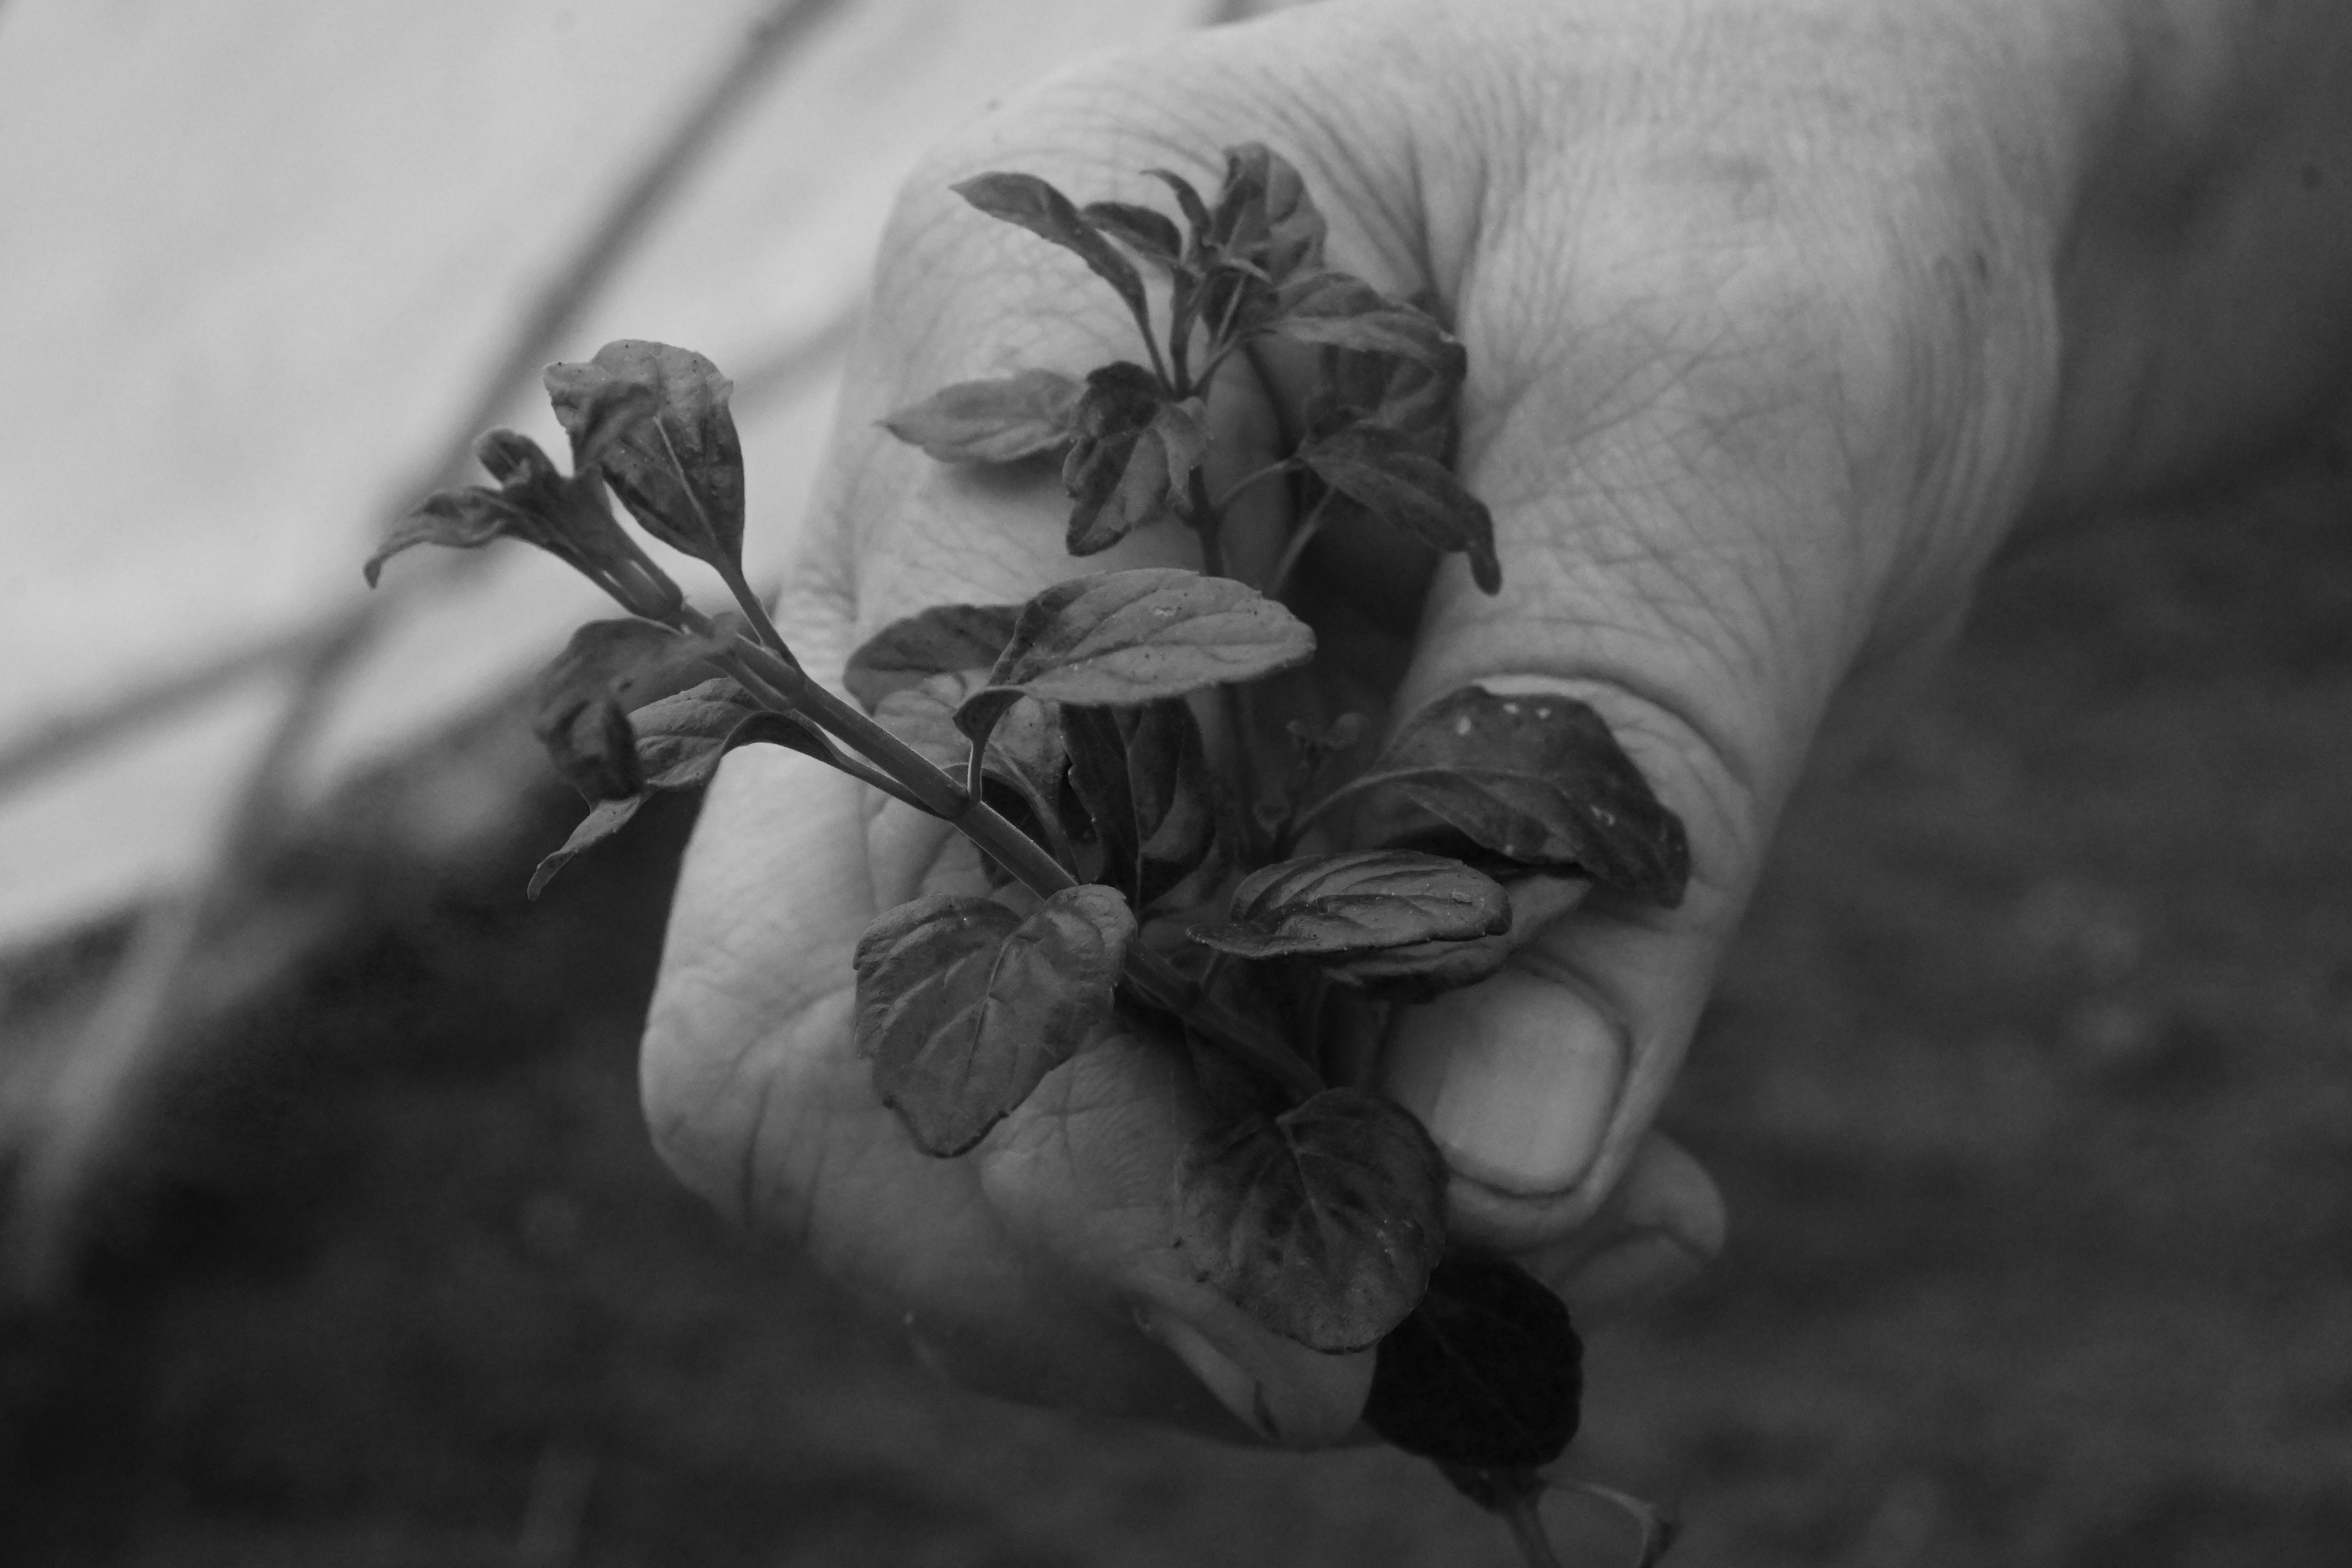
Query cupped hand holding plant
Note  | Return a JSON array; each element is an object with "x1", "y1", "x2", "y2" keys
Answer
[{"x1": 373, "y1": 0, "x2": 2352, "y2": 1560}]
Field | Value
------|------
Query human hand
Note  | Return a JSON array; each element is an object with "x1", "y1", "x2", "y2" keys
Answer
[{"x1": 640, "y1": 0, "x2": 2352, "y2": 1443}]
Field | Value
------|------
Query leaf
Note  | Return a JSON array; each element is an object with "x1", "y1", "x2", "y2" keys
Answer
[
  {"x1": 1063, "y1": 701, "x2": 1225, "y2": 910},
  {"x1": 529, "y1": 619, "x2": 727, "y2": 801},
  {"x1": 1062, "y1": 365, "x2": 1199, "y2": 556},
  {"x1": 1361, "y1": 1253, "x2": 1584, "y2": 1469},
  {"x1": 1172, "y1": 1087, "x2": 1448, "y2": 1351},
  {"x1": 1324, "y1": 873, "x2": 1589, "y2": 1001},
  {"x1": 1320, "y1": 688, "x2": 1691, "y2": 905},
  {"x1": 1142, "y1": 168, "x2": 1214, "y2": 246},
  {"x1": 527, "y1": 796, "x2": 647, "y2": 900},
  {"x1": 1081, "y1": 200, "x2": 1184, "y2": 271},
  {"x1": 1301, "y1": 425, "x2": 1500, "y2": 594},
  {"x1": 525, "y1": 679, "x2": 834, "y2": 901},
  {"x1": 1265, "y1": 271, "x2": 1457, "y2": 367},
  {"x1": 844, "y1": 604, "x2": 1023, "y2": 710},
  {"x1": 879, "y1": 369, "x2": 1084, "y2": 464},
  {"x1": 1191, "y1": 851, "x2": 1509, "y2": 961},
  {"x1": 1212, "y1": 143, "x2": 1326, "y2": 285},
  {"x1": 854, "y1": 887, "x2": 1137, "y2": 1156},
  {"x1": 545, "y1": 340, "x2": 746, "y2": 574},
  {"x1": 953, "y1": 172, "x2": 1150, "y2": 333},
  {"x1": 963, "y1": 569, "x2": 1314, "y2": 729},
  {"x1": 365, "y1": 487, "x2": 523, "y2": 585}
]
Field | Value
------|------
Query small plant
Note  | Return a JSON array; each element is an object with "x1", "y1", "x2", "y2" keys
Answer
[{"x1": 369, "y1": 144, "x2": 1687, "y2": 1566}]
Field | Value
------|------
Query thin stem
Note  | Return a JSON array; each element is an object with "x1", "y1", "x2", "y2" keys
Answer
[
  {"x1": 1184, "y1": 467, "x2": 1227, "y2": 579},
  {"x1": 1211, "y1": 457, "x2": 1295, "y2": 516},
  {"x1": 719, "y1": 563, "x2": 803, "y2": 672},
  {"x1": 1133, "y1": 298, "x2": 1171, "y2": 391},
  {"x1": 1501, "y1": 1494, "x2": 1567, "y2": 1568},
  {"x1": 1268, "y1": 487, "x2": 1333, "y2": 600}
]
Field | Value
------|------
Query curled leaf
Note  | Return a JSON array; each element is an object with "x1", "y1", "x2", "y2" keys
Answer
[
  {"x1": 953, "y1": 172, "x2": 1149, "y2": 335},
  {"x1": 1191, "y1": 850, "x2": 1509, "y2": 961},
  {"x1": 367, "y1": 431, "x2": 651, "y2": 606},
  {"x1": 529, "y1": 619, "x2": 731, "y2": 802},
  {"x1": 1362, "y1": 1253, "x2": 1584, "y2": 1469},
  {"x1": 1319, "y1": 688, "x2": 1690, "y2": 905},
  {"x1": 880, "y1": 369, "x2": 1084, "y2": 464},
  {"x1": 854, "y1": 887, "x2": 1137, "y2": 1155},
  {"x1": 844, "y1": 603, "x2": 1022, "y2": 710},
  {"x1": 1172, "y1": 1087, "x2": 1448, "y2": 1350},
  {"x1": 545, "y1": 340, "x2": 745, "y2": 574},
  {"x1": 1302, "y1": 425, "x2": 1500, "y2": 594}
]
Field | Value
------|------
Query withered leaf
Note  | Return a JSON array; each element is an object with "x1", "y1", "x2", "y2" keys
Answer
[
  {"x1": 879, "y1": 369, "x2": 1084, "y2": 465},
  {"x1": 1362, "y1": 1253, "x2": 1584, "y2": 1469},
  {"x1": 1301, "y1": 425, "x2": 1500, "y2": 594},
  {"x1": 954, "y1": 172, "x2": 1150, "y2": 335},
  {"x1": 854, "y1": 886, "x2": 1136, "y2": 1156},
  {"x1": 545, "y1": 340, "x2": 746, "y2": 574},
  {"x1": 1323, "y1": 688, "x2": 1690, "y2": 905},
  {"x1": 530, "y1": 619, "x2": 727, "y2": 802},
  {"x1": 1191, "y1": 850, "x2": 1509, "y2": 961},
  {"x1": 844, "y1": 603, "x2": 1023, "y2": 710},
  {"x1": 367, "y1": 430, "x2": 642, "y2": 591},
  {"x1": 526, "y1": 677, "x2": 836, "y2": 899},
  {"x1": 1172, "y1": 1088, "x2": 1447, "y2": 1351}
]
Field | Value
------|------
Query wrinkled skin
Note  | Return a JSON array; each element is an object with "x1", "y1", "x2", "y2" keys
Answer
[{"x1": 642, "y1": 0, "x2": 2352, "y2": 1442}]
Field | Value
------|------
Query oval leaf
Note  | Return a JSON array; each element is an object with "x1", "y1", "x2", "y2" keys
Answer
[
  {"x1": 880, "y1": 369, "x2": 1084, "y2": 464},
  {"x1": 1362, "y1": 1253, "x2": 1584, "y2": 1469},
  {"x1": 854, "y1": 887, "x2": 1138, "y2": 1156},
  {"x1": 1081, "y1": 200, "x2": 1184, "y2": 271},
  {"x1": 1324, "y1": 874, "x2": 1589, "y2": 1001},
  {"x1": 959, "y1": 569, "x2": 1314, "y2": 728},
  {"x1": 1191, "y1": 850, "x2": 1509, "y2": 961},
  {"x1": 1172, "y1": 1088, "x2": 1448, "y2": 1351},
  {"x1": 545, "y1": 340, "x2": 745, "y2": 573},
  {"x1": 1319, "y1": 688, "x2": 1690, "y2": 905},
  {"x1": 844, "y1": 604, "x2": 1023, "y2": 710},
  {"x1": 953, "y1": 172, "x2": 1149, "y2": 330},
  {"x1": 1302, "y1": 425, "x2": 1500, "y2": 594}
]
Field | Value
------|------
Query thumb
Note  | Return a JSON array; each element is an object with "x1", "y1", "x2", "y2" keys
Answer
[{"x1": 1372, "y1": 179, "x2": 2053, "y2": 1248}]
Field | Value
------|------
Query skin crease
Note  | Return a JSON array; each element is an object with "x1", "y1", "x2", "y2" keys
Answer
[{"x1": 639, "y1": 0, "x2": 2352, "y2": 1445}]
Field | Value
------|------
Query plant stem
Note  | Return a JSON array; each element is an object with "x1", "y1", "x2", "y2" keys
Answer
[
  {"x1": 698, "y1": 615, "x2": 1322, "y2": 1103},
  {"x1": 1212, "y1": 457, "x2": 1295, "y2": 516},
  {"x1": 1501, "y1": 1494, "x2": 1567, "y2": 1568},
  {"x1": 1268, "y1": 488, "x2": 1333, "y2": 600},
  {"x1": 718, "y1": 563, "x2": 803, "y2": 672}
]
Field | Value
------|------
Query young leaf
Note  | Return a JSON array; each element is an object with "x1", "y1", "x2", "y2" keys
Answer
[
  {"x1": 1263, "y1": 270, "x2": 1457, "y2": 367},
  {"x1": 1324, "y1": 873, "x2": 1589, "y2": 1001},
  {"x1": 1191, "y1": 850, "x2": 1509, "y2": 961},
  {"x1": 879, "y1": 369, "x2": 1084, "y2": 464},
  {"x1": 1362, "y1": 1253, "x2": 1584, "y2": 1469},
  {"x1": 1081, "y1": 200, "x2": 1184, "y2": 271},
  {"x1": 1319, "y1": 688, "x2": 1691, "y2": 905},
  {"x1": 1172, "y1": 1087, "x2": 1448, "y2": 1351},
  {"x1": 1063, "y1": 701, "x2": 1224, "y2": 909},
  {"x1": 544, "y1": 340, "x2": 746, "y2": 574},
  {"x1": 1143, "y1": 167, "x2": 1214, "y2": 247},
  {"x1": 971, "y1": 569, "x2": 1314, "y2": 716},
  {"x1": 1062, "y1": 364, "x2": 1199, "y2": 556},
  {"x1": 1301, "y1": 425, "x2": 1501, "y2": 594},
  {"x1": 871, "y1": 675, "x2": 1072, "y2": 860},
  {"x1": 953, "y1": 172, "x2": 1151, "y2": 337},
  {"x1": 854, "y1": 887, "x2": 1137, "y2": 1156},
  {"x1": 367, "y1": 432, "x2": 653, "y2": 607},
  {"x1": 1218, "y1": 143, "x2": 1326, "y2": 285},
  {"x1": 844, "y1": 603, "x2": 1023, "y2": 710}
]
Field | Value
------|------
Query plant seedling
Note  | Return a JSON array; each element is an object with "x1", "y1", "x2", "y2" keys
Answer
[{"x1": 368, "y1": 144, "x2": 1691, "y2": 1566}]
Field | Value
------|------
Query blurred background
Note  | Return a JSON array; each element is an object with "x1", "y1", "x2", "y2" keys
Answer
[{"x1": 4, "y1": 2, "x2": 2350, "y2": 1563}]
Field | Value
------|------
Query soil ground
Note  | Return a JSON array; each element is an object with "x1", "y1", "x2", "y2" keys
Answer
[{"x1": 4, "y1": 452, "x2": 2350, "y2": 1566}]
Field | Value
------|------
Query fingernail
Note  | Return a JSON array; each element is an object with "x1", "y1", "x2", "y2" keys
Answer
[
  {"x1": 1562, "y1": 1231, "x2": 1710, "y2": 1316},
  {"x1": 1378, "y1": 969, "x2": 1625, "y2": 1194}
]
